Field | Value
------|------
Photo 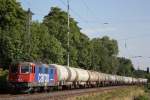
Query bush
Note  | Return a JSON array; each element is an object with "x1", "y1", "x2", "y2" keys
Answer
[
  {"x1": 144, "y1": 83, "x2": 150, "y2": 93},
  {"x1": 134, "y1": 95, "x2": 149, "y2": 100},
  {"x1": 0, "y1": 69, "x2": 9, "y2": 92}
]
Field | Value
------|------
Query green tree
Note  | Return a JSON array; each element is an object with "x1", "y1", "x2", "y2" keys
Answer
[
  {"x1": 25, "y1": 22, "x2": 65, "y2": 64},
  {"x1": 90, "y1": 37, "x2": 119, "y2": 73},
  {"x1": 43, "y1": 7, "x2": 83, "y2": 66},
  {"x1": 117, "y1": 57, "x2": 134, "y2": 76},
  {"x1": 0, "y1": 0, "x2": 26, "y2": 30},
  {"x1": 0, "y1": 0, "x2": 27, "y2": 69},
  {"x1": 77, "y1": 34, "x2": 91, "y2": 69}
]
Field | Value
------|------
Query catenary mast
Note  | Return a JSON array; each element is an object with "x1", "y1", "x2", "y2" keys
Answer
[
  {"x1": 27, "y1": 8, "x2": 33, "y2": 56},
  {"x1": 67, "y1": 0, "x2": 70, "y2": 67}
]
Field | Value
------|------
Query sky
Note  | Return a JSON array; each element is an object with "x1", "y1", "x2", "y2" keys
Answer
[{"x1": 20, "y1": 0, "x2": 150, "y2": 70}]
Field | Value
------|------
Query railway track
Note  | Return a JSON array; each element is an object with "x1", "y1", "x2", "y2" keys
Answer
[{"x1": 0, "y1": 86, "x2": 130, "y2": 100}]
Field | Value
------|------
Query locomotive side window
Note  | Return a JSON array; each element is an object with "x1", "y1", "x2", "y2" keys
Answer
[{"x1": 21, "y1": 66, "x2": 32, "y2": 73}]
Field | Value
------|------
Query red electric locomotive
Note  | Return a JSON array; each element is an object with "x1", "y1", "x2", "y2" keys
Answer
[
  {"x1": 9, "y1": 62, "x2": 35, "y2": 91},
  {"x1": 8, "y1": 62, "x2": 58, "y2": 93}
]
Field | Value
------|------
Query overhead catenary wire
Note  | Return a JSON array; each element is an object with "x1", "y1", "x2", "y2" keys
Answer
[
  {"x1": 118, "y1": 34, "x2": 150, "y2": 41},
  {"x1": 81, "y1": 0, "x2": 98, "y2": 19},
  {"x1": 23, "y1": 0, "x2": 31, "y2": 8},
  {"x1": 59, "y1": 0, "x2": 88, "y2": 23},
  {"x1": 81, "y1": 0, "x2": 110, "y2": 24},
  {"x1": 59, "y1": 0, "x2": 110, "y2": 37},
  {"x1": 81, "y1": 0, "x2": 150, "y2": 42}
]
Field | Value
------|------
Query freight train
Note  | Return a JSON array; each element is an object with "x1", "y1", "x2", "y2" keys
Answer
[{"x1": 8, "y1": 62, "x2": 147, "y2": 93}]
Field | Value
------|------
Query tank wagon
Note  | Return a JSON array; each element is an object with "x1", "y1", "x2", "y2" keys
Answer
[{"x1": 8, "y1": 62, "x2": 148, "y2": 92}]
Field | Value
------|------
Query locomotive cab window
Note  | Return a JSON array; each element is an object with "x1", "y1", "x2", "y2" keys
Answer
[{"x1": 21, "y1": 65, "x2": 32, "y2": 74}]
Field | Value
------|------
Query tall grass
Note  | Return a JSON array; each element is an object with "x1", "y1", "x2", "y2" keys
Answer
[
  {"x1": 134, "y1": 84, "x2": 150, "y2": 100},
  {"x1": 69, "y1": 86, "x2": 145, "y2": 100}
]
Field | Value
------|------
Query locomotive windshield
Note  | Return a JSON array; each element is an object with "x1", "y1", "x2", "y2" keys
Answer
[{"x1": 21, "y1": 65, "x2": 32, "y2": 73}]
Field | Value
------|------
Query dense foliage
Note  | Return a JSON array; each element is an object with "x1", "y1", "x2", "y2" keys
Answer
[
  {"x1": 0, "y1": 0, "x2": 149, "y2": 78},
  {"x1": 0, "y1": 69, "x2": 8, "y2": 91}
]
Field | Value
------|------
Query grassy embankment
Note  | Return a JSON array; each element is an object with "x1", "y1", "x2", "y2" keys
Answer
[
  {"x1": 69, "y1": 86, "x2": 149, "y2": 100},
  {"x1": 137, "y1": 83, "x2": 150, "y2": 100}
]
